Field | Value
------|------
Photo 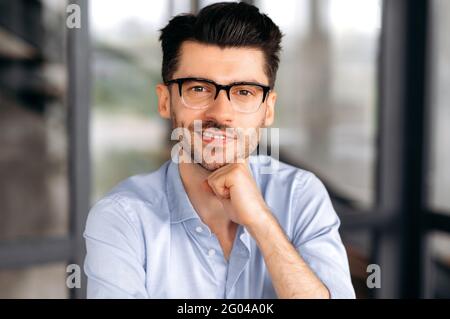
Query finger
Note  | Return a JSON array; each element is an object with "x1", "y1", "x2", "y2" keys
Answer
[
  {"x1": 207, "y1": 176, "x2": 230, "y2": 199},
  {"x1": 209, "y1": 166, "x2": 239, "y2": 190},
  {"x1": 207, "y1": 163, "x2": 232, "y2": 180}
]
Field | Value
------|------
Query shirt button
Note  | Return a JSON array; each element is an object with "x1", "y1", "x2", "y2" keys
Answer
[
  {"x1": 195, "y1": 226, "x2": 203, "y2": 233},
  {"x1": 208, "y1": 249, "x2": 216, "y2": 257}
]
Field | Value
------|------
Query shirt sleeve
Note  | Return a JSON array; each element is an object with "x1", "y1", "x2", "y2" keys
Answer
[
  {"x1": 291, "y1": 173, "x2": 356, "y2": 299},
  {"x1": 83, "y1": 196, "x2": 148, "y2": 298}
]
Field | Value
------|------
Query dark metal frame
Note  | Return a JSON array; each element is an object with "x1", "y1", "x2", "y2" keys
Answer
[
  {"x1": 372, "y1": 0, "x2": 429, "y2": 298},
  {"x1": 66, "y1": 0, "x2": 91, "y2": 299}
]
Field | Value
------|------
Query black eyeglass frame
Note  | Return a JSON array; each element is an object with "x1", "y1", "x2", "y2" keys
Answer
[{"x1": 164, "y1": 77, "x2": 272, "y2": 112}]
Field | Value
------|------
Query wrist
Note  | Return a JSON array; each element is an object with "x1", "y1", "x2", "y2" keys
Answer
[{"x1": 245, "y1": 206, "x2": 277, "y2": 238}]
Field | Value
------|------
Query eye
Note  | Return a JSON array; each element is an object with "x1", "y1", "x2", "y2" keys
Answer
[
  {"x1": 191, "y1": 86, "x2": 207, "y2": 92},
  {"x1": 237, "y1": 90, "x2": 253, "y2": 96}
]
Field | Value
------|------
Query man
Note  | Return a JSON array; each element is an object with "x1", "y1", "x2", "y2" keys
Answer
[{"x1": 84, "y1": 2, "x2": 355, "y2": 299}]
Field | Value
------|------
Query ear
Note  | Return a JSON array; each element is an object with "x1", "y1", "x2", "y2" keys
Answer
[
  {"x1": 263, "y1": 91, "x2": 277, "y2": 127},
  {"x1": 156, "y1": 83, "x2": 171, "y2": 119}
]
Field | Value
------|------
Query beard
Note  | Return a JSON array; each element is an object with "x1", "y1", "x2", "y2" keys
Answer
[{"x1": 171, "y1": 111, "x2": 264, "y2": 172}]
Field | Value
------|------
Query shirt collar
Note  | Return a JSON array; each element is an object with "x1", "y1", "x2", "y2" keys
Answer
[{"x1": 166, "y1": 158, "x2": 200, "y2": 223}]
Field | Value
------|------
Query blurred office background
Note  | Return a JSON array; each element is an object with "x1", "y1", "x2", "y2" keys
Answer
[{"x1": 0, "y1": 0, "x2": 449, "y2": 298}]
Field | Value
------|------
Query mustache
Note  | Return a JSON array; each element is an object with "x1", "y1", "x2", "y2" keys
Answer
[{"x1": 188, "y1": 120, "x2": 231, "y2": 131}]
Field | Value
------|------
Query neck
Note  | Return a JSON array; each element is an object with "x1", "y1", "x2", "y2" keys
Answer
[
  {"x1": 178, "y1": 151, "x2": 247, "y2": 230},
  {"x1": 179, "y1": 159, "x2": 224, "y2": 228}
]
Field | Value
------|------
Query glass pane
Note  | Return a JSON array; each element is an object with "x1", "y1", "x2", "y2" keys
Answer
[
  {"x1": 427, "y1": 232, "x2": 450, "y2": 298},
  {"x1": 0, "y1": 262, "x2": 68, "y2": 298},
  {"x1": 90, "y1": 0, "x2": 174, "y2": 201},
  {"x1": 429, "y1": 0, "x2": 450, "y2": 213},
  {"x1": 341, "y1": 231, "x2": 374, "y2": 298},
  {"x1": 200, "y1": 0, "x2": 238, "y2": 10},
  {"x1": 0, "y1": 0, "x2": 69, "y2": 241},
  {"x1": 256, "y1": 0, "x2": 382, "y2": 208}
]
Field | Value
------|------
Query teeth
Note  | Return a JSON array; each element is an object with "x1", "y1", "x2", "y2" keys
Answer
[{"x1": 203, "y1": 132, "x2": 225, "y2": 139}]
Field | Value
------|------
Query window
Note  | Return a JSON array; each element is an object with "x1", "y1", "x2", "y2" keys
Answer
[
  {"x1": 1, "y1": 0, "x2": 448, "y2": 300},
  {"x1": 427, "y1": 232, "x2": 450, "y2": 298},
  {"x1": 423, "y1": 0, "x2": 450, "y2": 299},
  {"x1": 0, "y1": 0, "x2": 71, "y2": 298},
  {"x1": 428, "y1": 0, "x2": 450, "y2": 213},
  {"x1": 0, "y1": 263, "x2": 68, "y2": 299},
  {"x1": 0, "y1": 0, "x2": 69, "y2": 241},
  {"x1": 257, "y1": 0, "x2": 382, "y2": 208},
  {"x1": 90, "y1": 0, "x2": 174, "y2": 201},
  {"x1": 254, "y1": 0, "x2": 382, "y2": 298}
]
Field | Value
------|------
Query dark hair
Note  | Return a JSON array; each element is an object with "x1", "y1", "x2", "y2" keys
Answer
[{"x1": 159, "y1": 1, "x2": 283, "y2": 89}]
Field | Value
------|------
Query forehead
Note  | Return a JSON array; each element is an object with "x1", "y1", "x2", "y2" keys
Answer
[{"x1": 174, "y1": 41, "x2": 268, "y2": 85}]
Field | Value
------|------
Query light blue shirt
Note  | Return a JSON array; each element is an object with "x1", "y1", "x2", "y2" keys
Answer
[{"x1": 83, "y1": 155, "x2": 355, "y2": 299}]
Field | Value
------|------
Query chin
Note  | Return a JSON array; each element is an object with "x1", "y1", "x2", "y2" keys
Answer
[
  {"x1": 197, "y1": 153, "x2": 249, "y2": 171},
  {"x1": 189, "y1": 146, "x2": 251, "y2": 171},
  {"x1": 198, "y1": 161, "x2": 227, "y2": 172}
]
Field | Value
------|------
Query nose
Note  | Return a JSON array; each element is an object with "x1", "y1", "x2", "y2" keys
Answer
[{"x1": 203, "y1": 89, "x2": 234, "y2": 124}]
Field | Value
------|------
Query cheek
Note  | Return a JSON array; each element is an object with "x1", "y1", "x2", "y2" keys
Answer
[
  {"x1": 237, "y1": 112, "x2": 266, "y2": 129},
  {"x1": 171, "y1": 106, "x2": 205, "y2": 129}
]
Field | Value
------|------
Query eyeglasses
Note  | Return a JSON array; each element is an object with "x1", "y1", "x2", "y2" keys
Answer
[{"x1": 165, "y1": 77, "x2": 271, "y2": 113}]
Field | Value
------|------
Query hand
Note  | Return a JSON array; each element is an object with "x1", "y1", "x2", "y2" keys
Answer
[{"x1": 202, "y1": 163, "x2": 272, "y2": 227}]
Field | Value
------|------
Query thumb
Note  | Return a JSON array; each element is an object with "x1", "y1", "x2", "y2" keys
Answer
[{"x1": 202, "y1": 179, "x2": 214, "y2": 194}]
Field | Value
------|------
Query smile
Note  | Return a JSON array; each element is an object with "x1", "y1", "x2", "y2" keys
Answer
[{"x1": 195, "y1": 129, "x2": 237, "y2": 144}]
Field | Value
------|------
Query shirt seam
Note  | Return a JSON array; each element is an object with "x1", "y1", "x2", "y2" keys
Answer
[{"x1": 101, "y1": 194, "x2": 146, "y2": 263}]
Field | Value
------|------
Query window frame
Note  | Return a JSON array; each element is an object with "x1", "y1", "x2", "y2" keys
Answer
[
  {"x1": 0, "y1": 0, "x2": 91, "y2": 299},
  {"x1": 276, "y1": 0, "x2": 450, "y2": 299},
  {"x1": 2, "y1": 0, "x2": 449, "y2": 299}
]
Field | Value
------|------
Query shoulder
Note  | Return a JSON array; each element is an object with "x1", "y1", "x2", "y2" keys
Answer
[
  {"x1": 85, "y1": 160, "x2": 172, "y2": 235},
  {"x1": 249, "y1": 155, "x2": 336, "y2": 229},
  {"x1": 103, "y1": 160, "x2": 171, "y2": 206},
  {"x1": 249, "y1": 155, "x2": 319, "y2": 195}
]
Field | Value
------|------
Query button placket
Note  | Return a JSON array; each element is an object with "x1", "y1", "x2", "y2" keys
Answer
[
  {"x1": 188, "y1": 220, "x2": 223, "y2": 260},
  {"x1": 197, "y1": 227, "x2": 227, "y2": 297},
  {"x1": 195, "y1": 226, "x2": 203, "y2": 233},
  {"x1": 225, "y1": 225, "x2": 251, "y2": 297}
]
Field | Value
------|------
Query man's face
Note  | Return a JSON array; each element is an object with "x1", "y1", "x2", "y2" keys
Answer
[{"x1": 156, "y1": 41, "x2": 277, "y2": 171}]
